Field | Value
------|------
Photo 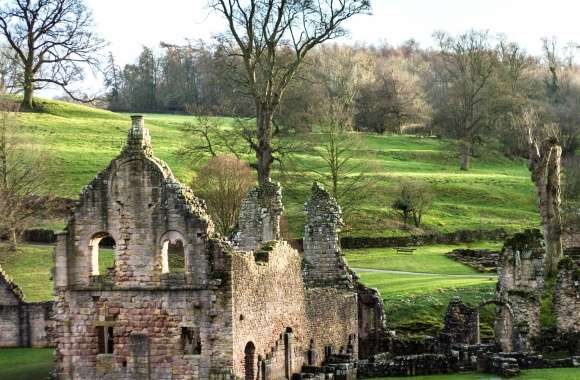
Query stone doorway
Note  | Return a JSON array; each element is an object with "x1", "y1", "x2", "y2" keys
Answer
[{"x1": 244, "y1": 341, "x2": 256, "y2": 380}]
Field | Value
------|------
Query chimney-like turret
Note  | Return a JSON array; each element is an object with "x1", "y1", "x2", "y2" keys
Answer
[{"x1": 124, "y1": 115, "x2": 152, "y2": 156}]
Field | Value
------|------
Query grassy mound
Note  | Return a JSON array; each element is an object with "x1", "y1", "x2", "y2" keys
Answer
[{"x1": 6, "y1": 96, "x2": 540, "y2": 238}]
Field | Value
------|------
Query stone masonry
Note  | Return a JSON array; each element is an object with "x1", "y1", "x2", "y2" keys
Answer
[
  {"x1": 234, "y1": 181, "x2": 283, "y2": 251},
  {"x1": 554, "y1": 252, "x2": 580, "y2": 334},
  {"x1": 495, "y1": 229, "x2": 545, "y2": 352},
  {"x1": 0, "y1": 265, "x2": 53, "y2": 347},
  {"x1": 303, "y1": 182, "x2": 353, "y2": 288},
  {"x1": 440, "y1": 297, "x2": 479, "y2": 346},
  {"x1": 53, "y1": 116, "x2": 363, "y2": 380}
]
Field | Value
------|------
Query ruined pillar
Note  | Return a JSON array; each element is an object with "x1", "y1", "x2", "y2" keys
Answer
[
  {"x1": 554, "y1": 254, "x2": 580, "y2": 335},
  {"x1": 234, "y1": 181, "x2": 283, "y2": 251},
  {"x1": 440, "y1": 297, "x2": 479, "y2": 345},
  {"x1": 302, "y1": 182, "x2": 353, "y2": 288},
  {"x1": 496, "y1": 229, "x2": 545, "y2": 352}
]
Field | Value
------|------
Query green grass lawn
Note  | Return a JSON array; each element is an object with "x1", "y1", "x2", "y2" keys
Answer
[
  {"x1": 344, "y1": 241, "x2": 502, "y2": 275},
  {"x1": 0, "y1": 243, "x2": 115, "y2": 302},
  {"x1": 0, "y1": 348, "x2": 53, "y2": 380},
  {"x1": 0, "y1": 244, "x2": 54, "y2": 302},
  {"x1": 5, "y1": 96, "x2": 540, "y2": 238},
  {"x1": 367, "y1": 368, "x2": 580, "y2": 379},
  {"x1": 356, "y1": 271, "x2": 497, "y2": 335}
]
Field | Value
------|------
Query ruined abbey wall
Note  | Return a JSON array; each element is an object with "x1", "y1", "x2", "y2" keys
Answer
[
  {"x1": 53, "y1": 117, "x2": 235, "y2": 379},
  {"x1": 54, "y1": 117, "x2": 361, "y2": 380},
  {"x1": 231, "y1": 241, "x2": 358, "y2": 379},
  {"x1": 495, "y1": 230, "x2": 545, "y2": 352},
  {"x1": 555, "y1": 256, "x2": 580, "y2": 334},
  {"x1": 0, "y1": 266, "x2": 52, "y2": 348},
  {"x1": 231, "y1": 242, "x2": 308, "y2": 378}
]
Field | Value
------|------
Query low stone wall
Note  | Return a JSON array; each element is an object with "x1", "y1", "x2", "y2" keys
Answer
[
  {"x1": 446, "y1": 249, "x2": 499, "y2": 272},
  {"x1": 340, "y1": 228, "x2": 507, "y2": 250},
  {"x1": 358, "y1": 353, "x2": 455, "y2": 378},
  {"x1": 0, "y1": 302, "x2": 53, "y2": 347}
]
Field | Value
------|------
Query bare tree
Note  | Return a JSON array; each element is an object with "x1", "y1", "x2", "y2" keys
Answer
[
  {"x1": 305, "y1": 97, "x2": 374, "y2": 216},
  {"x1": 0, "y1": 0, "x2": 105, "y2": 110},
  {"x1": 433, "y1": 30, "x2": 498, "y2": 170},
  {"x1": 179, "y1": 105, "x2": 249, "y2": 162},
  {"x1": 0, "y1": 102, "x2": 52, "y2": 251},
  {"x1": 521, "y1": 108, "x2": 563, "y2": 276},
  {"x1": 209, "y1": 0, "x2": 371, "y2": 184},
  {"x1": 191, "y1": 155, "x2": 255, "y2": 235}
]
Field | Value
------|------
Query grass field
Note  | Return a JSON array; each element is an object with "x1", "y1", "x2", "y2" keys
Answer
[
  {"x1": 344, "y1": 241, "x2": 502, "y2": 274},
  {"x1": 4, "y1": 96, "x2": 541, "y2": 238},
  {"x1": 0, "y1": 348, "x2": 53, "y2": 380},
  {"x1": 0, "y1": 244, "x2": 54, "y2": 302},
  {"x1": 344, "y1": 241, "x2": 500, "y2": 335},
  {"x1": 357, "y1": 271, "x2": 497, "y2": 335}
]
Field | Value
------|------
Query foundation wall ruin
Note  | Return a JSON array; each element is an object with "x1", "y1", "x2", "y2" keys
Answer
[
  {"x1": 495, "y1": 229, "x2": 545, "y2": 352},
  {"x1": 555, "y1": 255, "x2": 580, "y2": 334},
  {"x1": 0, "y1": 266, "x2": 53, "y2": 348}
]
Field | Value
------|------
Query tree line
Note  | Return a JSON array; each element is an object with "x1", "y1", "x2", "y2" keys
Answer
[{"x1": 100, "y1": 33, "x2": 580, "y2": 161}]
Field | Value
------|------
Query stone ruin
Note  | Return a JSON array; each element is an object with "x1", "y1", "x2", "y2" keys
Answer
[
  {"x1": 555, "y1": 248, "x2": 580, "y2": 338},
  {"x1": 494, "y1": 229, "x2": 545, "y2": 352},
  {"x1": 0, "y1": 264, "x2": 52, "y2": 348},
  {"x1": 439, "y1": 297, "x2": 479, "y2": 346},
  {"x1": 359, "y1": 229, "x2": 580, "y2": 379},
  {"x1": 52, "y1": 116, "x2": 385, "y2": 380}
]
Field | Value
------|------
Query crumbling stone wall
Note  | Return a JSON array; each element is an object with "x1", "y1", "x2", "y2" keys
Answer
[
  {"x1": 234, "y1": 181, "x2": 283, "y2": 251},
  {"x1": 54, "y1": 117, "x2": 362, "y2": 380},
  {"x1": 303, "y1": 183, "x2": 353, "y2": 288},
  {"x1": 554, "y1": 256, "x2": 580, "y2": 333},
  {"x1": 496, "y1": 229, "x2": 545, "y2": 352},
  {"x1": 53, "y1": 117, "x2": 235, "y2": 380},
  {"x1": 0, "y1": 266, "x2": 53, "y2": 347},
  {"x1": 232, "y1": 242, "x2": 309, "y2": 378},
  {"x1": 356, "y1": 282, "x2": 388, "y2": 359},
  {"x1": 440, "y1": 298, "x2": 479, "y2": 346},
  {"x1": 231, "y1": 241, "x2": 358, "y2": 379}
]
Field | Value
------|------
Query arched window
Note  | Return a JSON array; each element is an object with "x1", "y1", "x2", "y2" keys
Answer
[
  {"x1": 90, "y1": 232, "x2": 116, "y2": 276},
  {"x1": 160, "y1": 231, "x2": 186, "y2": 273},
  {"x1": 244, "y1": 342, "x2": 256, "y2": 380}
]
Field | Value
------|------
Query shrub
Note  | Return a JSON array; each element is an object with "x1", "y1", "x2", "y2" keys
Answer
[{"x1": 391, "y1": 180, "x2": 433, "y2": 228}]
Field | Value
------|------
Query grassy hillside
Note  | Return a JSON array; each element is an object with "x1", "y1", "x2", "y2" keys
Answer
[{"x1": 6, "y1": 96, "x2": 540, "y2": 238}]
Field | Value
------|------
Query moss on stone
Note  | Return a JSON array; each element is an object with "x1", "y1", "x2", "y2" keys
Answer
[{"x1": 540, "y1": 275, "x2": 557, "y2": 329}]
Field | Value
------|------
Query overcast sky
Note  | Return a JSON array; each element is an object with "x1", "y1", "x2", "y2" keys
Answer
[{"x1": 46, "y1": 0, "x2": 580, "y2": 96}]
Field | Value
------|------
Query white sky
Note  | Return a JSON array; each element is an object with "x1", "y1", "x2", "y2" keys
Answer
[{"x1": 43, "y1": 0, "x2": 580, "y2": 97}]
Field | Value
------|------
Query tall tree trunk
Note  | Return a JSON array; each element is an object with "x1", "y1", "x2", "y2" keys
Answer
[
  {"x1": 22, "y1": 67, "x2": 34, "y2": 110},
  {"x1": 460, "y1": 141, "x2": 471, "y2": 171},
  {"x1": 255, "y1": 104, "x2": 274, "y2": 185},
  {"x1": 8, "y1": 227, "x2": 18, "y2": 251},
  {"x1": 542, "y1": 145, "x2": 563, "y2": 276}
]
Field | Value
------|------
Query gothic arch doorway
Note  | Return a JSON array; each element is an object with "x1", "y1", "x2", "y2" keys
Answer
[{"x1": 244, "y1": 341, "x2": 256, "y2": 380}]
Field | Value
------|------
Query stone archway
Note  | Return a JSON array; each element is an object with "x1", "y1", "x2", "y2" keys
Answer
[{"x1": 477, "y1": 299, "x2": 516, "y2": 352}]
